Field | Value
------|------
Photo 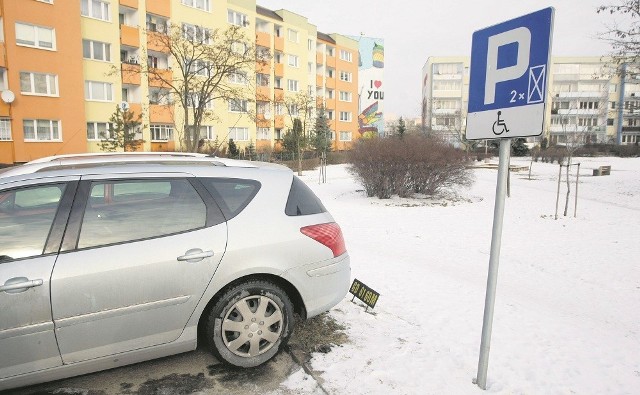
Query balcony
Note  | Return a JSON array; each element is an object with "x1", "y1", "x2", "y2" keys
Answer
[
  {"x1": 121, "y1": 63, "x2": 141, "y2": 85},
  {"x1": 316, "y1": 75, "x2": 323, "y2": 87},
  {"x1": 146, "y1": 0, "x2": 170, "y2": 17},
  {"x1": 274, "y1": 115, "x2": 284, "y2": 129},
  {"x1": 148, "y1": 68, "x2": 172, "y2": 88},
  {"x1": 256, "y1": 32, "x2": 271, "y2": 48},
  {"x1": 120, "y1": 25, "x2": 140, "y2": 48},
  {"x1": 0, "y1": 43, "x2": 5, "y2": 67},
  {"x1": 149, "y1": 104, "x2": 173, "y2": 123},
  {"x1": 256, "y1": 60, "x2": 270, "y2": 75},
  {"x1": 316, "y1": 52, "x2": 323, "y2": 64},
  {"x1": 274, "y1": 36, "x2": 284, "y2": 52},
  {"x1": 274, "y1": 88, "x2": 284, "y2": 102},
  {"x1": 256, "y1": 86, "x2": 270, "y2": 102},
  {"x1": 274, "y1": 63, "x2": 284, "y2": 77},
  {"x1": 120, "y1": 0, "x2": 138, "y2": 8},
  {"x1": 147, "y1": 31, "x2": 169, "y2": 53}
]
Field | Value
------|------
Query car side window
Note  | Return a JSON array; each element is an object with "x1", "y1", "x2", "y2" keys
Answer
[
  {"x1": 78, "y1": 179, "x2": 206, "y2": 249},
  {"x1": 0, "y1": 183, "x2": 66, "y2": 261},
  {"x1": 285, "y1": 176, "x2": 326, "y2": 216},
  {"x1": 199, "y1": 178, "x2": 260, "y2": 220}
]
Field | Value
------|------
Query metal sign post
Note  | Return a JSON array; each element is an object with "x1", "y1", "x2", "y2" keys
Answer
[
  {"x1": 475, "y1": 138, "x2": 510, "y2": 389},
  {"x1": 466, "y1": 7, "x2": 554, "y2": 390}
]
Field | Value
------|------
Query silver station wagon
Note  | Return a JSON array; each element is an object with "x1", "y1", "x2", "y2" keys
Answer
[{"x1": 0, "y1": 153, "x2": 350, "y2": 391}]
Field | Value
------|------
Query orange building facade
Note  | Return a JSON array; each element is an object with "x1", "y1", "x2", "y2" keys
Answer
[{"x1": 0, "y1": 0, "x2": 365, "y2": 165}]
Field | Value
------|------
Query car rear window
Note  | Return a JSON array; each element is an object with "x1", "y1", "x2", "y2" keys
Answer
[
  {"x1": 285, "y1": 176, "x2": 326, "y2": 216},
  {"x1": 200, "y1": 178, "x2": 261, "y2": 220}
]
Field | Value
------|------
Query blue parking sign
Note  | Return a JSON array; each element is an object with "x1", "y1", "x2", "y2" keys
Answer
[{"x1": 466, "y1": 8, "x2": 554, "y2": 140}]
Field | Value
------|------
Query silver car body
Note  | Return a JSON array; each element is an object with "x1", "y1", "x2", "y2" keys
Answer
[{"x1": 0, "y1": 155, "x2": 350, "y2": 390}]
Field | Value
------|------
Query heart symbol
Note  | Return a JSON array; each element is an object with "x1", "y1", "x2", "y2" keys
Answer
[{"x1": 374, "y1": 80, "x2": 382, "y2": 88}]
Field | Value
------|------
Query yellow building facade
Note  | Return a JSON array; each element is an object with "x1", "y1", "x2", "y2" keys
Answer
[{"x1": 0, "y1": 0, "x2": 362, "y2": 165}]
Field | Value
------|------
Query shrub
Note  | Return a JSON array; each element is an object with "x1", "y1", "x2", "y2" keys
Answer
[{"x1": 348, "y1": 135, "x2": 474, "y2": 199}]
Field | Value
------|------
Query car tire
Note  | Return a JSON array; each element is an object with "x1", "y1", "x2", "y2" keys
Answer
[{"x1": 205, "y1": 280, "x2": 294, "y2": 367}]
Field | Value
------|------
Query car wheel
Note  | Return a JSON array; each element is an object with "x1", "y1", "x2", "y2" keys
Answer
[{"x1": 205, "y1": 280, "x2": 294, "y2": 367}]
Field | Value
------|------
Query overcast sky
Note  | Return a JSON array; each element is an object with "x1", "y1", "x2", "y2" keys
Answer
[{"x1": 257, "y1": 0, "x2": 623, "y2": 119}]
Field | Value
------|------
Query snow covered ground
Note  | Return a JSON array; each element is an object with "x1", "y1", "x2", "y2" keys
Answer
[{"x1": 279, "y1": 157, "x2": 640, "y2": 394}]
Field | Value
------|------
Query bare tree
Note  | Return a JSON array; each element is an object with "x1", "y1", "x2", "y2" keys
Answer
[
  {"x1": 123, "y1": 24, "x2": 268, "y2": 152},
  {"x1": 598, "y1": 1, "x2": 640, "y2": 67}
]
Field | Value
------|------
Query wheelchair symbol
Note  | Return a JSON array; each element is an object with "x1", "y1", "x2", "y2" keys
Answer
[{"x1": 492, "y1": 111, "x2": 509, "y2": 135}]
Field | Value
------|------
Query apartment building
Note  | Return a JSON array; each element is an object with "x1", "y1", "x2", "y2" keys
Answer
[
  {"x1": 0, "y1": 0, "x2": 363, "y2": 165},
  {"x1": 422, "y1": 56, "x2": 640, "y2": 146}
]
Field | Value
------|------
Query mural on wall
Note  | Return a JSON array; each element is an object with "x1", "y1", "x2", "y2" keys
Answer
[{"x1": 350, "y1": 36, "x2": 384, "y2": 137}]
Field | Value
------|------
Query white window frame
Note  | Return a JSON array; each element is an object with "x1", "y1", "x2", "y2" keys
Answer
[
  {"x1": 228, "y1": 127, "x2": 249, "y2": 141},
  {"x1": 37, "y1": 0, "x2": 54, "y2": 3},
  {"x1": 81, "y1": 0, "x2": 110, "y2": 22},
  {"x1": 15, "y1": 22, "x2": 56, "y2": 50},
  {"x1": 84, "y1": 80, "x2": 113, "y2": 101},
  {"x1": 287, "y1": 79, "x2": 299, "y2": 92},
  {"x1": 339, "y1": 71, "x2": 352, "y2": 82},
  {"x1": 181, "y1": 23, "x2": 211, "y2": 44},
  {"x1": 20, "y1": 72, "x2": 58, "y2": 96},
  {"x1": 228, "y1": 99, "x2": 248, "y2": 113},
  {"x1": 339, "y1": 111, "x2": 352, "y2": 122},
  {"x1": 0, "y1": 118, "x2": 12, "y2": 141},
  {"x1": 82, "y1": 39, "x2": 111, "y2": 62},
  {"x1": 202, "y1": 125, "x2": 215, "y2": 140},
  {"x1": 181, "y1": 0, "x2": 211, "y2": 12},
  {"x1": 228, "y1": 71, "x2": 248, "y2": 85},
  {"x1": 288, "y1": 54, "x2": 299, "y2": 68},
  {"x1": 257, "y1": 127, "x2": 271, "y2": 140},
  {"x1": 339, "y1": 49, "x2": 352, "y2": 62},
  {"x1": 23, "y1": 119, "x2": 61, "y2": 142},
  {"x1": 339, "y1": 91, "x2": 352, "y2": 102},
  {"x1": 150, "y1": 124, "x2": 173, "y2": 141},
  {"x1": 86, "y1": 121, "x2": 113, "y2": 140},
  {"x1": 339, "y1": 131, "x2": 352, "y2": 141},
  {"x1": 327, "y1": 110, "x2": 334, "y2": 120},
  {"x1": 227, "y1": 10, "x2": 248, "y2": 27},
  {"x1": 288, "y1": 29, "x2": 298, "y2": 43}
]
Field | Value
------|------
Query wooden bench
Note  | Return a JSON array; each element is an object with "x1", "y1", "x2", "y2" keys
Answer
[{"x1": 593, "y1": 165, "x2": 611, "y2": 176}]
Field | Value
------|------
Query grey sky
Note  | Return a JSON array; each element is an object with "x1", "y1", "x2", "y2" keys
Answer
[{"x1": 257, "y1": 0, "x2": 620, "y2": 119}]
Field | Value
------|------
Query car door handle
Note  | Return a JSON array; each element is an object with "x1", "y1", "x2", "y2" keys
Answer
[
  {"x1": 0, "y1": 277, "x2": 44, "y2": 294},
  {"x1": 177, "y1": 249, "x2": 214, "y2": 263}
]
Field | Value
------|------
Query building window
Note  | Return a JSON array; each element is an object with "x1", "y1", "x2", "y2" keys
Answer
[
  {"x1": 339, "y1": 111, "x2": 352, "y2": 122},
  {"x1": 275, "y1": 102, "x2": 284, "y2": 115},
  {"x1": 256, "y1": 101, "x2": 269, "y2": 115},
  {"x1": 0, "y1": 119, "x2": 11, "y2": 141},
  {"x1": 187, "y1": 93, "x2": 213, "y2": 109},
  {"x1": 86, "y1": 122, "x2": 112, "y2": 140},
  {"x1": 189, "y1": 125, "x2": 215, "y2": 140},
  {"x1": 607, "y1": 118, "x2": 614, "y2": 126},
  {"x1": 228, "y1": 71, "x2": 248, "y2": 85},
  {"x1": 228, "y1": 127, "x2": 249, "y2": 141},
  {"x1": 327, "y1": 110, "x2": 334, "y2": 120},
  {"x1": 228, "y1": 99, "x2": 248, "y2": 113},
  {"x1": 288, "y1": 29, "x2": 298, "y2": 43},
  {"x1": 182, "y1": 0, "x2": 211, "y2": 12},
  {"x1": 287, "y1": 79, "x2": 299, "y2": 92},
  {"x1": 327, "y1": 89, "x2": 334, "y2": 99},
  {"x1": 433, "y1": 63, "x2": 462, "y2": 75},
  {"x1": 339, "y1": 91, "x2": 352, "y2": 102},
  {"x1": 256, "y1": 73, "x2": 270, "y2": 87},
  {"x1": 82, "y1": 39, "x2": 110, "y2": 61},
  {"x1": 339, "y1": 131, "x2": 352, "y2": 141},
  {"x1": 308, "y1": 39, "x2": 314, "y2": 51},
  {"x1": 37, "y1": 0, "x2": 54, "y2": 3},
  {"x1": 182, "y1": 23, "x2": 211, "y2": 44},
  {"x1": 287, "y1": 104, "x2": 299, "y2": 116},
  {"x1": 20, "y1": 72, "x2": 58, "y2": 96},
  {"x1": 84, "y1": 80, "x2": 113, "y2": 101},
  {"x1": 579, "y1": 101, "x2": 599, "y2": 110},
  {"x1": 326, "y1": 46, "x2": 334, "y2": 56},
  {"x1": 146, "y1": 14, "x2": 168, "y2": 33},
  {"x1": 326, "y1": 68, "x2": 335, "y2": 79},
  {"x1": 339, "y1": 49, "x2": 352, "y2": 62},
  {"x1": 23, "y1": 119, "x2": 60, "y2": 141},
  {"x1": 81, "y1": 0, "x2": 110, "y2": 21},
  {"x1": 288, "y1": 54, "x2": 299, "y2": 68},
  {"x1": 339, "y1": 71, "x2": 352, "y2": 82},
  {"x1": 257, "y1": 127, "x2": 271, "y2": 140},
  {"x1": 227, "y1": 10, "x2": 248, "y2": 27},
  {"x1": 150, "y1": 124, "x2": 173, "y2": 141},
  {"x1": 15, "y1": 23, "x2": 55, "y2": 50}
]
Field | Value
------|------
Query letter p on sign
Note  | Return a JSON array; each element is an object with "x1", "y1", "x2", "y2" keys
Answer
[{"x1": 484, "y1": 27, "x2": 531, "y2": 105}]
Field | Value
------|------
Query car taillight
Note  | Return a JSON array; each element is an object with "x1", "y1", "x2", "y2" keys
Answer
[{"x1": 300, "y1": 222, "x2": 347, "y2": 257}]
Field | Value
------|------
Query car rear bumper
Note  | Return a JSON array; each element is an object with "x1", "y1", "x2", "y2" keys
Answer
[{"x1": 282, "y1": 253, "x2": 351, "y2": 319}]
